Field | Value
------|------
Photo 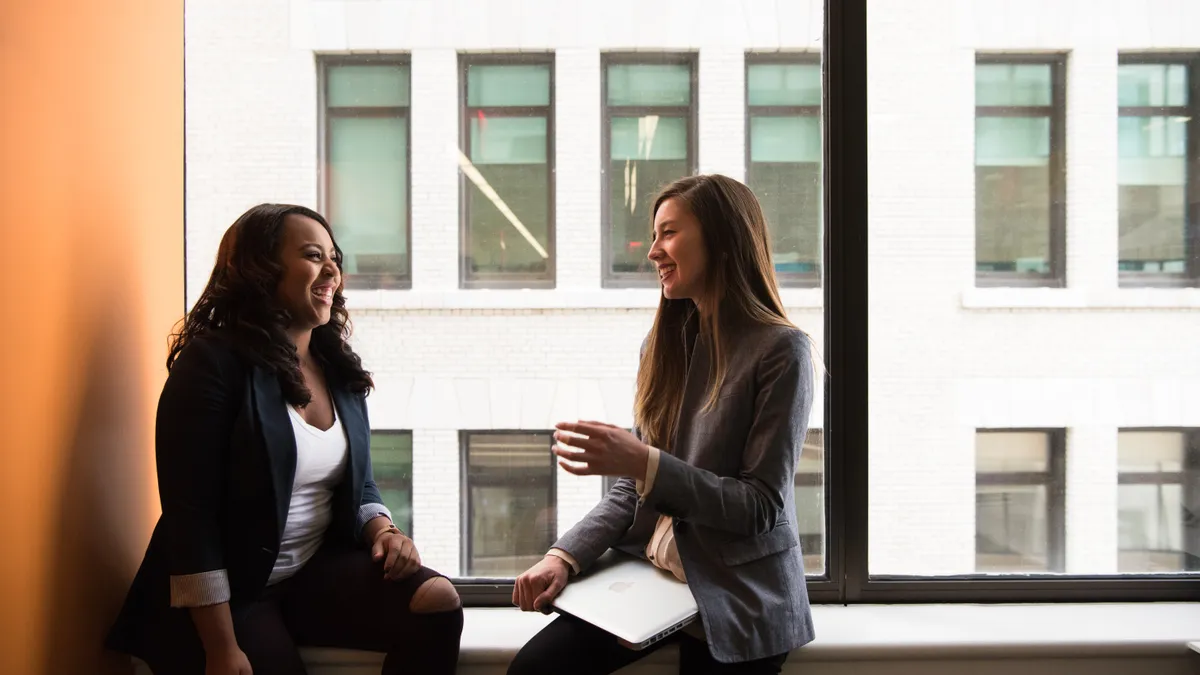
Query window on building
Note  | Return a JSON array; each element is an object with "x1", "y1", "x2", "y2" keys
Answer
[
  {"x1": 321, "y1": 59, "x2": 411, "y2": 289},
  {"x1": 462, "y1": 431, "x2": 557, "y2": 577},
  {"x1": 746, "y1": 54, "x2": 822, "y2": 287},
  {"x1": 1118, "y1": 430, "x2": 1200, "y2": 573},
  {"x1": 975, "y1": 430, "x2": 1065, "y2": 573},
  {"x1": 371, "y1": 431, "x2": 413, "y2": 536},
  {"x1": 460, "y1": 56, "x2": 555, "y2": 288},
  {"x1": 603, "y1": 54, "x2": 697, "y2": 285},
  {"x1": 1117, "y1": 56, "x2": 1199, "y2": 286},
  {"x1": 974, "y1": 57, "x2": 1065, "y2": 286},
  {"x1": 795, "y1": 429, "x2": 825, "y2": 574}
]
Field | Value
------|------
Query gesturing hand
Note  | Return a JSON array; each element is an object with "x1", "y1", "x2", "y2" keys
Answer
[
  {"x1": 553, "y1": 421, "x2": 650, "y2": 481},
  {"x1": 372, "y1": 530, "x2": 422, "y2": 581}
]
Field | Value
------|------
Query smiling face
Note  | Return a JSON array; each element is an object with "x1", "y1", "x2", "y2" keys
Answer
[
  {"x1": 275, "y1": 214, "x2": 341, "y2": 331},
  {"x1": 648, "y1": 197, "x2": 709, "y2": 303}
]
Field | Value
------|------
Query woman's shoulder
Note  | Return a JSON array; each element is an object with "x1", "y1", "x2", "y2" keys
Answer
[
  {"x1": 170, "y1": 330, "x2": 248, "y2": 377},
  {"x1": 743, "y1": 322, "x2": 811, "y2": 358}
]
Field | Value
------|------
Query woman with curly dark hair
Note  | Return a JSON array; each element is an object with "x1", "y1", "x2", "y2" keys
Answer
[{"x1": 107, "y1": 204, "x2": 463, "y2": 675}]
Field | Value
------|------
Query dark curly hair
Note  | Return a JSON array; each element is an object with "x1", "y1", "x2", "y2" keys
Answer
[{"x1": 167, "y1": 203, "x2": 373, "y2": 405}]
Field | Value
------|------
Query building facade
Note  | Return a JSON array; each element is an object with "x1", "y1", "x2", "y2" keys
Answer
[{"x1": 185, "y1": 0, "x2": 1199, "y2": 578}]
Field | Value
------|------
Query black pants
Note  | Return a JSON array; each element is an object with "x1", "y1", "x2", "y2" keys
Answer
[
  {"x1": 138, "y1": 546, "x2": 463, "y2": 675},
  {"x1": 507, "y1": 615, "x2": 789, "y2": 675}
]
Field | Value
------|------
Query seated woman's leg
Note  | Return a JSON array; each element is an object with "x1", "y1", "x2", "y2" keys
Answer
[
  {"x1": 279, "y1": 546, "x2": 463, "y2": 675},
  {"x1": 506, "y1": 614, "x2": 673, "y2": 675}
]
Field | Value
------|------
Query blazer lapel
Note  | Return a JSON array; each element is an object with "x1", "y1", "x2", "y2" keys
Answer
[
  {"x1": 251, "y1": 366, "x2": 297, "y2": 542},
  {"x1": 331, "y1": 386, "x2": 366, "y2": 526}
]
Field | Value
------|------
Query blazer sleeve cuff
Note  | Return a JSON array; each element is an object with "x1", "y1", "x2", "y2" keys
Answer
[
  {"x1": 546, "y1": 548, "x2": 581, "y2": 575},
  {"x1": 170, "y1": 569, "x2": 231, "y2": 608},
  {"x1": 357, "y1": 503, "x2": 394, "y2": 539},
  {"x1": 634, "y1": 446, "x2": 662, "y2": 500}
]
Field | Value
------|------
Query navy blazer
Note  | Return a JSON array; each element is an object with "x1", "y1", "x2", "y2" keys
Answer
[{"x1": 107, "y1": 332, "x2": 390, "y2": 653}]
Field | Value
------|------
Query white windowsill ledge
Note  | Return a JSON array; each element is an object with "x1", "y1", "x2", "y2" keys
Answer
[
  {"x1": 296, "y1": 602, "x2": 1200, "y2": 667},
  {"x1": 344, "y1": 288, "x2": 824, "y2": 311},
  {"x1": 962, "y1": 287, "x2": 1200, "y2": 310}
]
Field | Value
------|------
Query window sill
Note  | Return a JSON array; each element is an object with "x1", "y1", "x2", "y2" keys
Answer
[
  {"x1": 293, "y1": 603, "x2": 1200, "y2": 668},
  {"x1": 961, "y1": 287, "x2": 1200, "y2": 310},
  {"x1": 343, "y1": 288, "x2": 823, "y2": 311}
]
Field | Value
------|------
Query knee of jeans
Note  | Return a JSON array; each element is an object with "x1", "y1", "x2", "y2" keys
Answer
[{"x1": 409, "y1": 576, "x2": 461, "y2": 614}]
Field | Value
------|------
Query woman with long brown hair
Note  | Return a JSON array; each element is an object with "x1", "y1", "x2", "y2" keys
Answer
[
  {"x1": 107, "y1": 204, "x2": 463, "y2": 675},
  {"x1": 508, "y1": 174, "x2": 818, "y2": 674}
]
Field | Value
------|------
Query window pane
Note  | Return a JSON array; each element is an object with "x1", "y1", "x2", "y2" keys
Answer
[
  {"x1": 749, "y1": 116, "x2": 822, "y2": 277},
  {"x1": 975, "y1": 432, "x2": 1058, "y2": 573},
  {"x1": 1118, "y1": 64, "x2": 1188, "y2": 107},
  {"x1": 975, "y1": 116, "x2": 1052, "y2": 275},
  {"x1": 371, "y1": 432, "x2": 413, "y2": 535},
  {"x1": 328, "y1": 64, "x2": 410, "y2": 107},
  {"x1": 607, "y1": 64, "x2": 690, "y2": 106},
  {"x1": 467, "y1": 64, "x2": 551, "y2": 107},
  {"x1": 1119, "y1": 431, "x2": 1185, "y2": 473},
  {"x1": 976, "y1": 64, "x2": 1052, "y2": 106},
  {"x1": 1117, "y1": 431, "x2": 1196, "y2": 573},
  {"x1": 795, "y1": 430, "x2": 824, "y2": 574},
  {"x1": 465, "y1": 433, "x2": 555, "y2": 577},
  {"x1": 608, "y1": 115, "x2": 689, "y2": 274},
  {"x1": 748, "y1": 63, "x2": 821, "y2": 106},
  {"x1": 1118, "y1": 115, "x2": 1188, "y2": 275},
  {"x1": 329, "y1": 116, "x2": 408, "y2": 280},
  {"x1": 462, "y1": 62, "x2": 552, "y2": 284}
]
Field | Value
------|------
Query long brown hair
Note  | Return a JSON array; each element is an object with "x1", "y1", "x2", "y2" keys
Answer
[
  {"x1": 634, "y1": 175, "x2": 797, "y2": 449},
  {"x1": 168, "y1": 204, "x2": 373, "y2": 406}
]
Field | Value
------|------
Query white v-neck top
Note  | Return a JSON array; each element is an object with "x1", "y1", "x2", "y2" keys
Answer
[{"x1": 267, "y1": 404, "x2": 349, "y2": 584}]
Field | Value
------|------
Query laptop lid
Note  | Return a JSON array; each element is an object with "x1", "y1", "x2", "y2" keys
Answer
[{"x1": 551, "y1": 549, "x2": 699, "y2": 650}]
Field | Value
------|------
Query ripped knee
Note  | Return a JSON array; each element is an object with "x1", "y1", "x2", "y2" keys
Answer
[{"x1": 409, "y1": 576, "x2": 461, "y2": 613}]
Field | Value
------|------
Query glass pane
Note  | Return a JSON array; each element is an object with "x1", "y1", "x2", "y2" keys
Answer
[
  {"x1": 976, "y1": 64, "x2": 1052, "y2": 106},
  {"x1": 748, "y1": 63, "x2": 821, "y2": 106},
  {"x1": 610, "y1": 115, "x2": 688, "y2": 160},
  {"x1": 607, "y1": 63, "x2": 691, "y2": 106},
  {"x1": 795, "y1": 430, "x2": 824, "y2": 574},
  {"x1": 1117, "y1": 430, "x2": 1194, "y2": 573},
  {"x1": 371, "y1": 432, "x2": 413, "y2": 535},
  {"x1": 975, "y1": 116, "x2": 1051, "y2": 275},
  {"x1": 466, "y1": 433, "x2": 555, "y2": 577},
  {"x1": 1118, "y1": 64, "x2": 1188, "y2": 107},
  {"x1": 328, "y1": 64, "x2": 410, "y2": 107},
  {"x1": 1119, "y1": 431, "x2": 1185, "y2": 473},
  {"x1": 329, "y1": 116, "x2": 408, "y2": 280},
  {"x1": 976, "y1": 484, "x2": 1049, "y2": 572},
  {"x1": 465, "y1": 116, "x2": 550, "y2": 278},
  {"x1": 1118, "y1": 115, "x2": 1188, "y2": 274},
  {"x1": 977, "y1": 432, "x2": 1049, "y2": 473},
  {"x1": 467, "y1": 64, "x2": 551, "y2": 107}
]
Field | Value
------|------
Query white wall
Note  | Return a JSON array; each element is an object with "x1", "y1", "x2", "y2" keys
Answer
[{"x1": 185, "y1": 0, "x2": 1199, "y2": 577}]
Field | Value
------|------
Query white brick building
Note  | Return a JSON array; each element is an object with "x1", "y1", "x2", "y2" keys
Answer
[{"x1": 185, "y1": 0, "x2": 1200, "y2": 579}]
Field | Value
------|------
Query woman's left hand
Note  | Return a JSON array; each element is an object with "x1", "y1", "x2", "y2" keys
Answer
[
  {"x1": 554, "y1": 421, "x2": 650, "y2": 481},
  {"x1": 373, "y1": 530, "x2": 422, "y2": 581}
]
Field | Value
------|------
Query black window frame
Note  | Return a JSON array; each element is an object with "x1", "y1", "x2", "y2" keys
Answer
[
  {"x1": 318, "y1": 55, "x2": 413, "y2": 290},
  {"x1": 458, "y1": 430, "x2": 558, "y2": 580},
  {"x1": 973, "y1": 53, "x2": 1068, "y2": 288},
  {"x1": 1116, "y1": 53, "x2": 1200, "y2": 288},
  {"x1": 600, "y1": 52, "x2": 699, "y2": 288},
  {"x1": 458, "y1": 53, "x2": 557, "y2": 290},
  {"x1": 453, "y1": 0, "x2": 1200, "y2": 606},
  {"x1": 973, "y1": 429, "x2": 1067, "y2": 574},
  {"x1": 745, "y1": 51, "x2": 823, "y2": 289},
  {"x1": 1117, "y1": 428, "x2": 1200, "y2": 572}
]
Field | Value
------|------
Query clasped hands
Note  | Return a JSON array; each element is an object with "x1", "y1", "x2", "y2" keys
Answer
[{"x1": 553, "y1": 420, "x2": 650, "y2": 483}]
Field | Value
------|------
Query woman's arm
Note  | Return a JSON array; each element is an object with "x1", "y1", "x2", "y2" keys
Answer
[
  {"x1": 643, "y1": 330, "x2": 814, "y2": 536},
  {"x1": 354, "y1": 399, "x2": 394, "y2": 543}
]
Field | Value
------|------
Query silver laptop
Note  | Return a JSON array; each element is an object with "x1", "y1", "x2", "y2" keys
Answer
[{"x1": 551, "y1": 549, "x2": 699, "y2": 650}]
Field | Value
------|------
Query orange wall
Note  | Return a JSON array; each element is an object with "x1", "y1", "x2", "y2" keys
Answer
[{"x1": 0, "y1": 0, "x2": 183, "y2": 673}]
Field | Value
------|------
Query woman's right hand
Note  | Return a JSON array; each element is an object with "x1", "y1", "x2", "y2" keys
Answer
[
  {"x1": 206, "y1": 646, "x2": 253, "y2": 675},
  {"x1": 513, "y1": 555, "x2": 570, "y2": 613}
]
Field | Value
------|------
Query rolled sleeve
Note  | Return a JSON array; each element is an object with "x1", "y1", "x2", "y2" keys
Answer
[
  {"x1": 169, "y1": 569, "x2": 231, "y2": 608},
  {"x1": 357, "y1": 502, "x2": 394, "y2": 540},
  {"x1": 546, "y1": 548, "x2": 581, "y2": 575},
  {"x1": 634, "y1": 446, "x2": 662, "y2": 501}
]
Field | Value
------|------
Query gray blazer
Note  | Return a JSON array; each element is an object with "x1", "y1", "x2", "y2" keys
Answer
[{"x1": 553, "y1": 314, "x2": 816, "y2": 663}]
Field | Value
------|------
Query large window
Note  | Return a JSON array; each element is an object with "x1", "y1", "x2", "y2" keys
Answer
[
  {"x1": 795, "y1": 429, "x2": 825, "y2": 574},
  {"x1": 746, "y1": 54, "x2": 823, "y2": 287},
  {"x1": 602, "y1": 54, "x2": 696, "y2": 285},
  {"x1": 460, "y1": 56, "x2": 555, "y2": 288},
  {"x1": 975, "y1": 431, "x2": 1065, "y2": 574},
  {"x1": 1117, "y1": 56, "x2": 1199, "y2": 286},
  {"x1": 974, "y1": 56, "x2": 1065, "y2": 286},
  {"x1": 1118, "y1": 430, "x2": 1200, "y2": 573},
  {"x1": 371, "y1": 431, "x2": 414, "y2": 536},
  {"x1": 462, "y1": 432, "x2": 557, "y2": 577},
  {"x1": 320, "y1": 58, "x2": 411, "y2": 289}
]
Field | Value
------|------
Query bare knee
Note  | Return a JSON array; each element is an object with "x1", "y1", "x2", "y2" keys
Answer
[{"x1": 410, "y1": 576, "x2": 461, "y2": 613}]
